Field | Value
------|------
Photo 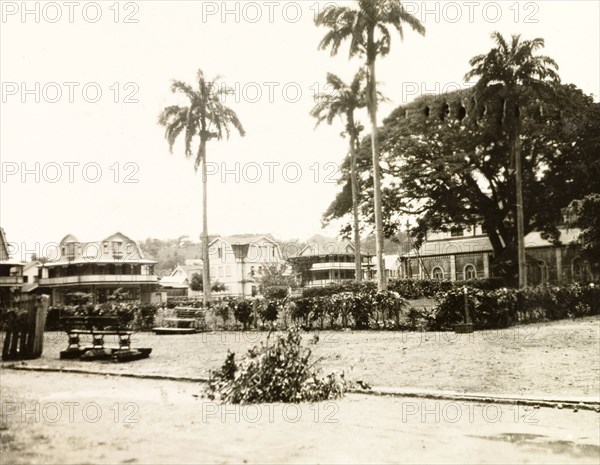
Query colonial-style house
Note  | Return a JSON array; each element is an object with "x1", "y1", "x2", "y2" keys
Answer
[
  {"x1": 38, "y1": 232, "x2": 160, "y2": 305},
  {"x1": 208, "y1": 235, "x2": 284, "y2": 297},
  {"x1": 0, "y1": 227, "x2": 24, "y2": 306},
  {"x1": 400, "y1": 226, "x2": 588, "y2": 284},
  {"x1": 288, "y1": 237, "x2": 374, "y2": 288}
]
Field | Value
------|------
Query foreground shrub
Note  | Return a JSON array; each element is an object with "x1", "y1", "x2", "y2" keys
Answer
[{"x1": 206, "y1": 327, "x2": 346, "y2": 404}]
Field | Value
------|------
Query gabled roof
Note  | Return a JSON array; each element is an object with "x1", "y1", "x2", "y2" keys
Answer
[
  {"x1": 297, "y1": 235, "x2": 357, "y2": 257},
  {"x1": 23, "y1": 261, "x2": 40, "y2": 272},
  {"x1": 44, "y1": 232, "x2": 155, "y2": 266},
  {"x1": 523, "y1": 228, "x2": 581, "y2": 248},
  {"x1": 60, "y1": 234, "x2": 79, "y2": 244},
  {"x1": 401, "y1": 228, "x2": 582, "y2": 258},
  {"x1": 403, "y1": 236, "x2": 493, "y2": 258},
  {"x1": 210, "y1": 235, "x2": 278, "y2": 246}
]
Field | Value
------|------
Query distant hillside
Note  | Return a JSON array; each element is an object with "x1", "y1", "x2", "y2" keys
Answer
[{"x1": 139, "y1": 232, "x2": 411, "y2": 276}]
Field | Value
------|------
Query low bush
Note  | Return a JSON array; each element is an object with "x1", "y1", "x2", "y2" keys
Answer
[
  {"x1": 263, "y1": 286, "x2": 289, "y2": 300},
  {"x1": 206, "y1": 327, "x2": 346, "y2": 404}
]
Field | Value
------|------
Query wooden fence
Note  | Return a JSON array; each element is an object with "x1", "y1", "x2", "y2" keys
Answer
[{"x1": 2, "y1": 294, "x2": 49, "y2": 361}]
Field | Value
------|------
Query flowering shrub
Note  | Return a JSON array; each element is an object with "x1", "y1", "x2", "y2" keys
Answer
[
  {"x1": 206, "y1": 327, "x2": 346, "y2": 404},
  {"x1": 289, "y1": 289, "x2": 408, "y2": 330}
]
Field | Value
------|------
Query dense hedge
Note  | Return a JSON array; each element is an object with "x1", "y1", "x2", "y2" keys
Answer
[
  {"x1": 432, "y1": 283, "x2": 600, "y2": 330},
  {"x1": 38, "y1": 282, "x2": 599, "y2": 334},
  {"x1": 387, "y1": 278, "x2": 505, "y2": 299},
  {"x1": 301, "y1": 281, "x2": 376, "y2": 298}
]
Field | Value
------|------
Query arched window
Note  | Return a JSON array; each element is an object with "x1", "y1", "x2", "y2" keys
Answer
[
  {"x1": 464, "y1": 264, "x2": 477, "y2": 280},
  {"x1": 432, "y1": 267, "x2": 444, "y2": 280},
  {"x1": 439, "y1": 103, "x2": 450, "y2": 121}
]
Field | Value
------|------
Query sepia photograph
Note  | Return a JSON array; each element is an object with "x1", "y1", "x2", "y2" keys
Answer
[{"x1": 1, "y1": 1, "x2": 599, "y2": 463}]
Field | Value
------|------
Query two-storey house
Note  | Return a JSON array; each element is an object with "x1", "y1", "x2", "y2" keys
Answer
[
  {"x1": 38, "y1": 232, "x2": 160, "y2": 305},
  {"x1": 208, "y1": 235, "x2": 284, "y2": 297}
]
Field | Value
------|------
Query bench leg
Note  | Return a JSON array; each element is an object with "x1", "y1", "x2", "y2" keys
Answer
[
  {"x1": 92, "y1": 333, "x2": 104, "y2": 349},
  {"x1": 67, "y1": 333, "x2": 80, "y2": 350},
  {"x1": 119, "y1": 334, "x2": 131, "y2": 350}
]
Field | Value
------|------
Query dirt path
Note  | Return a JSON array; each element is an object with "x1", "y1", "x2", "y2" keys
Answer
[
  {"x1": 1, "y1": 370, "x2": 599, "y2": 464},
  {"x1": 6, "y1": 316, "x2": 599, "y2": 397}
]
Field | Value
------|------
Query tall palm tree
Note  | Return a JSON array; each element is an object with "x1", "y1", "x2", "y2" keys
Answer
[
  {"x1": 311, "y1": 71, "x2": 368, "y2": 282},
  {"x1": 465, "y1": 33, "x2": 559, "y2": 288},
  {"x1": 159, "y1": 69, "x2": 245, "y2": 305},
  {"x1": 315, "y1": 0, "x2": 425, "y2": 291}
]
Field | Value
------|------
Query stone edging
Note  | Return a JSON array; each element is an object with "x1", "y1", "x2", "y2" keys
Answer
[{"x1": 3, "y1": 364, "x2": 599, "y2": 412}]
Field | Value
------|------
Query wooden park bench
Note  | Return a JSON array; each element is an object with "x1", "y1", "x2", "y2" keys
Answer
[
  {"x1": 60, "y1": 316, "x2": 133, "y2": 358},
  {"x1": 153, "y1": 306, "x2": 205, "y2": 334}
]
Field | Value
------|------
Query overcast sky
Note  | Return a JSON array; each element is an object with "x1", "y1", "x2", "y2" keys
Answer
[{"x1": 1, "y1": 0, "x2": 598, "y2": 259}]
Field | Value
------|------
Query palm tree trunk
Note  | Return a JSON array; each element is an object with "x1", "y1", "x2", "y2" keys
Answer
[
  {"x1": 200, "y1": 138, "x2": 211, "y2": 306},
  {"x1": 348, "y1": 116, "x2": 362, "y2": 282},
  {"x1": 513, "y1": 119, "x2": 527, "y2": 288},
  {"x1": 367, "y1": 58, "x2": 387, "y2": 291}
]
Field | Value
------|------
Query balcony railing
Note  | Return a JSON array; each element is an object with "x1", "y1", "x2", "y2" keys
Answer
[
  {"x1": 304, "y1": 278, "x2": 356, "y2": 288},
  {"x1": 311, "y1": 262, "x2": 359, "y2": 271},
  {"x1": 0, "y1": 276, "x2": 24, "y2": 286},
  {"x1": 39, "y1": 275, "x2": 158, "y2": 286}
]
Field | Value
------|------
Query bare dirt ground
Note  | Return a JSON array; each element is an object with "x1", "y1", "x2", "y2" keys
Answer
[
  {"x1": 4, "y1": 316, "x2": 599, "y2": 397},
  {"x1": 1, "y1": 370, "x2": 599, "y2": 465}
]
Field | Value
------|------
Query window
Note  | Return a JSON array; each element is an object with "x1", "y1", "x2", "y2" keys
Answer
[
  {"x1": 432, "y1": 267, "x2": 444, "y2": 280},
  {"x1": 250, "y1": 266, "x2": 255, "y2": 277},
  {"x1": 258, "y1": 266, "x2": 263, "y2": 275},
  {"x1": 103, "y1": 243, "x2": 109, "y2": 254},
  {"x1": 450, "y1": 227, "x2": 464, "y2": 237},
  {"x1": 464, "y1": 264, "x2": 477, "y2": 280},
  {"x1": 226, "y1": 266, "x2": 231, "y2": 277},
  {"x1": 112, "y1": 241, "x2": 122, "y2": 258},
  {"x1": 218, "y1": 266, "x2": 223, "y2": 277},
  {"x1": 217, "y1": 246, "x2": 223, "y2": 260}
]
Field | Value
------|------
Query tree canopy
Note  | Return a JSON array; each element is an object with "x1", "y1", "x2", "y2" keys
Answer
[{"x1": 324, "y1": 83, "x2": 600, "y2": 277}]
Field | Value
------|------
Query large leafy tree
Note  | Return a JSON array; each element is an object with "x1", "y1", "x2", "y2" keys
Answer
[
  {"x1": 311, "y1": 71, "x2": 368, "y2": 282},
  {"x1": 465, "y1": 33, "x2": 560, "y2": 287},
  {"x1": 159, "y1": 70, "x2": 245, "y2": 305},
  {"x1": 316, "y1": 0, "x2": 425, "y2": 291},
  {"x1": 324, "y1": 83, "x2": 600, "y2": 284}
]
